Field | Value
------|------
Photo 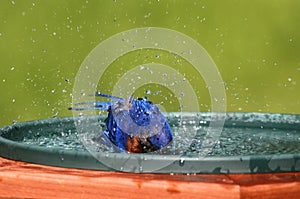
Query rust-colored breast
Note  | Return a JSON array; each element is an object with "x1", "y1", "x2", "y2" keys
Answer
[{"x1": 126, "y1": 136, "x2": 143, "y2": 153}]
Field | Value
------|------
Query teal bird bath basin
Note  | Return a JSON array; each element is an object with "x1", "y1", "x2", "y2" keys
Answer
[{"x1": 0, "y1": 112, "x2": 299, "y2": 174}]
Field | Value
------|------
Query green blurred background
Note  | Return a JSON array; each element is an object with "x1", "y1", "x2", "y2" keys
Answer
[{"x1": 0, "y1": 0, "x2": 299, "y2": 127}]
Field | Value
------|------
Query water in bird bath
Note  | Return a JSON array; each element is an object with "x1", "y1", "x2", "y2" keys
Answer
[{"x1": 6, "y1": 113, "x2": 299, "y2": 157}]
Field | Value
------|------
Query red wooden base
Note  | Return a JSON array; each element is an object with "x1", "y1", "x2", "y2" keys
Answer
[{"x1": 0, "y1": 157, "x2": 299, "y2": 199}]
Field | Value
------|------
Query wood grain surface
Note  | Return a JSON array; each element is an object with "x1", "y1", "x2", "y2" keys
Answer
[{"x1": 0, "y1": 157, "x2": 299, "y2": 199}]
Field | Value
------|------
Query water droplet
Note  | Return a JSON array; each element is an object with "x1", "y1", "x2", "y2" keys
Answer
[
  {"x1": 155, "y1": 55, "x2": 160, "y2": 59},
  {"x1": 179, "y1": 158, "x2": 185, "y2": 166},
  {"x1": 288, "y1": 77, "x2": 292, "y2": 82},
  {"x1": 52, "y1": 32, "x2": 56, "y2": 36},
  {"x1": 144, "y1": 13, "x2": 151, "y2": 18},
  {"x1": 145, "y1": 90, "x2": 151, "y2": 95},
  {"x1": 52, "y1": 112, "x2": 58, "y2": 118},
  {"x1": 12, "y1": 99, "x2": 15, "y2": 103},
  {"x1": 11, "y1": 1, "x2": 15, "y2": 5},
  {"x1": 10, "y1": 66, "x2": 15, "y2": 71}
]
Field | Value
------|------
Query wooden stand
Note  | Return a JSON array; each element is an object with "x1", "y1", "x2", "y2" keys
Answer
[{"x1": 0, "y1": 157, "x2": 299, "y2": 199}]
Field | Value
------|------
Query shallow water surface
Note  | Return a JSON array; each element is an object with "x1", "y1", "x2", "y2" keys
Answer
[{"x1": 14, "y1": 113, "x2": 300, "y2": 157}]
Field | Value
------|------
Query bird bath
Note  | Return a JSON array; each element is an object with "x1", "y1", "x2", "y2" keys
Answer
[{"x1": 1, "y1": 112, "x2": 299, "y2": 174}]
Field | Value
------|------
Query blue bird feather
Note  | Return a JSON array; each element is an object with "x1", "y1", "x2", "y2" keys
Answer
[{"x1": 70, "y1": 92, "x2": 173, "y2": 153}]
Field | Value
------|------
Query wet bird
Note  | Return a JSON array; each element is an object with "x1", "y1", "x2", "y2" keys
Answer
[{"x1": 70, "y1": 92, "x2": 173, "y2": 153}]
